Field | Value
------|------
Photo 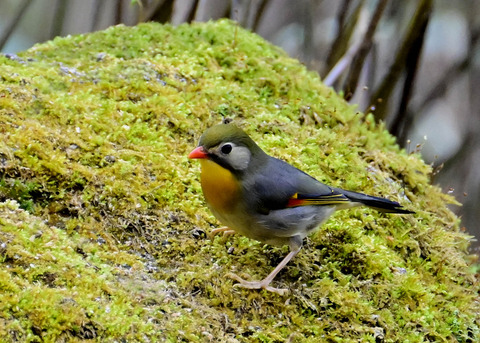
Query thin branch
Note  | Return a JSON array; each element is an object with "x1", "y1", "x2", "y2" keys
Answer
[
  {"x1": 391, "y1": 4, "x2": 431, "y2": 142},
  {"x1": 251, "y1": 0, "x2": 269, "y2": 31},
  {"x1": 324, "y1": 0, "x2": 364, "y2": 75},
  {"x1": 91, "y1": 0, "x2": 108, "y2": 31},
  {"x1": 0, "y1": 0, "x2": 32, "y2": 51},
  {"x1": 342, "y1": 0, "x2": 389, "y2": 100},
  {"x1": 323, "y1": 40, "x2": 362, "y2": 87},
  {"x1": 369, "y1": 0, "x2": 433, "y2": 121},
  {"x1": 415, "y1": 26, "x2": 480, "y2": 114},
  {"x1": 186, "y1": 0, "x2": 200, "y2": 22},
  {"x1": 325, "y1": 0, "x2": 353, "y2": 72},
  {"x1": 114, "y1": 0, "x2": 124, "y2": 25},
  {"x1": 51, "y1": 0, "x2": 69, "y2": 38},
  {"x1": 302, "y1": 0, "x2": 315, "y2": 66},
  {"x1": 231, "y1": 0, "x2": 252, "y2": 27},
  {"x1": 139, "y1": 0, "x2": 166, "y2": 22},
  {"x1": 146, "y1": 0, "x2": 176, "y2": 23}
]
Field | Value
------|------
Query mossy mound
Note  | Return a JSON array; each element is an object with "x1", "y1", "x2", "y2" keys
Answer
[{"x1": 0, "y1": 20, "x2": 478, "y2": 342}]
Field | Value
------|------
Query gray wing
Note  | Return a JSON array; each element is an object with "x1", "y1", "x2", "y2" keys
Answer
[{"x1": 244, "y1": 157, "x2": 349, "y2": 214}]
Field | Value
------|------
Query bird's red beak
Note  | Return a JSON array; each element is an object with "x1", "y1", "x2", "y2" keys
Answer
[{"x1": 188, "y1": 146, "x2": 208, "y2": 159}]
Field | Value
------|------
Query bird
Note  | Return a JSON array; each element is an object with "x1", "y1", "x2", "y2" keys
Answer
[{"x1": 188, "y1": 122, "x2": 413, "y2": 295}]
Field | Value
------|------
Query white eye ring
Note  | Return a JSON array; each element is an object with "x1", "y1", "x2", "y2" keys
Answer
[{"x1": 214, "y1": 142, "x2": 251, "y2": 171}]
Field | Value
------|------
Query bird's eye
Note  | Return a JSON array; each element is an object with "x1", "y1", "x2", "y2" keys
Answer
[{"x1": 221, "y1": 143, "x2": 232, "y2": 154}]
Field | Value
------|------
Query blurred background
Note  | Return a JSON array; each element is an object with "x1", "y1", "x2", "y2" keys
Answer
[{"x1": 1, "y1": 0, "x2": 479, "y2": 251}]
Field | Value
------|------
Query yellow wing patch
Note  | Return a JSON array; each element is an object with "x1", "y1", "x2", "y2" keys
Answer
[{"x1": 287, "y1": 192, "x2": 349, "y2": 208}]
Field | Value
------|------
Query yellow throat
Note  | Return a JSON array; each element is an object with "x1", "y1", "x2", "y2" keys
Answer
[{"x1": 200, "y1": 159, "x2": 240, "y2": 213}]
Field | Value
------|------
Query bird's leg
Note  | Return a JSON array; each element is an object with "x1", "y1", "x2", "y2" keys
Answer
[
  {"x1": 226, "y1": 238, "x2": 302, "y2": 296},
  {"x1": 210, "y1": 226, "x2": 236, "y2": 238}
]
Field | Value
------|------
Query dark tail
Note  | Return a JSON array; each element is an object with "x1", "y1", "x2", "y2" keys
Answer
[{"x1": 335, "y1": 188, "x2": 414, "y2": 214}]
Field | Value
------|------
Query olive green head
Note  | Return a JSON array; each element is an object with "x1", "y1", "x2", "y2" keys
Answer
[
  {"x1": 190, "y1": 123, "x2": 266, "y2": 173},
  {"x1": 198, "y1": 123, "x2": 260, "y2": 151}
]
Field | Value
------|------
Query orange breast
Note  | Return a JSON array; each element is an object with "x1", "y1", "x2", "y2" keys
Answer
[{"x1": 200, "y1": 159, "x2": 240, "y2": 213}]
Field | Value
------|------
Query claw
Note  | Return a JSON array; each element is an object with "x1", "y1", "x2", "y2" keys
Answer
[
  {"x1": 223, "y1": 246, "x2": 301, "y2": 296},
  {"x1": 226, "y1": 273, "x2": 289, "y2": 295},
  {"x1": 210, "y1": 227, "x2": 236, "y2": 239}
]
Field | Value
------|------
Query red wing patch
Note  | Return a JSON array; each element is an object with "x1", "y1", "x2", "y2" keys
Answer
[{"x1": 286, "y1": 192, "x2": 350, "y2": 208}]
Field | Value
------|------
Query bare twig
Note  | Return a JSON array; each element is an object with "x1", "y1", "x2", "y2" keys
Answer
[
  {"x1": 252, "y1": 0, "x2": 269, "y2": 31},
  {"x1": 0, "y1": 0, "x2": 32, "y2": 51},
  {"x1": 186, "y1": 0, "x2": 200, "y2": 22},
  {"x1": 368, "y1": 0, "x2": 433, "y2": 121},
  {"x1": 114, "y1": 0, "x2": 124, "y2": 25},
  {"x1": 302, "y1": 0, "x2": 315, "y2": 66},
  {"x1": 231, "y1": 0, "x2": 249, "y2": 27},
  {"x1": 323, "y1": 40, "x2": 362, "y2": 87},
  {"x1": 325, "y1": 0, "x2": 353, "y2": 72},
  {"x1": 51, "y1": 0, "x2": 69, "y2": 38},
  {"x1": 342, "y1": 0, "x2": 389, "y2": 101},
  {"x1": 91, "y1": 0, "x2": 108, "y2": 30},
  {"x1": 415, "y1": 26, "x2": 480, "y2": 114},
  {"x1": 324, "y1": 0, "x2": 364, "y2": 75},
  {"x1": 144, "y1": 0, "x2": 176, "y2": 23},
  {"x1": 391, "y1": 4, "x2": 432, "y2": 142}
]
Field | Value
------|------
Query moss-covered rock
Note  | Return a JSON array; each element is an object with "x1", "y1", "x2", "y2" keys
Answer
[{"x1": 0, "y1": 20, "x2": 478, "y2": 342}]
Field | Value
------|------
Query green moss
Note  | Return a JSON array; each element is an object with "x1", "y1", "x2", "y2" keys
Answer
[{"x1": 0, "y1": 19, "x2": 478, "y2": 342}]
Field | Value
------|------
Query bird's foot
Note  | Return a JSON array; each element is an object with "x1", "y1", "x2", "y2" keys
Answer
[
  {"x1": 210, "y1": 226, "x2": 235, "y2": 239},
  {"x1": 226, "y1": 272, "x2": 289, "y2": 296}
]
